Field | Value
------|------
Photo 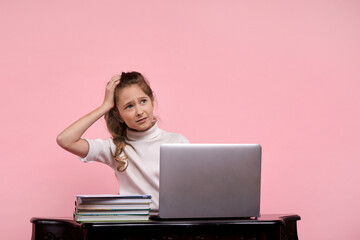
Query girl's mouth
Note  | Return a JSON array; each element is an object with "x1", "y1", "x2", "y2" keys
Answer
[{"x1": 136, "y1": 117, "x2": 147, "y2": 123}]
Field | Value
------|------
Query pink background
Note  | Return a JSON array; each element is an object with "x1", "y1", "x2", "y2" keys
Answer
[{"x1": 1, "y1": 1, "x2": 359, "y2": 239}]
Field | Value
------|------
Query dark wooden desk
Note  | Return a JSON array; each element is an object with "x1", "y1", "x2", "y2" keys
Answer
[{"x1": 31, "y1": 214, "x2": 300, "y2": 240}]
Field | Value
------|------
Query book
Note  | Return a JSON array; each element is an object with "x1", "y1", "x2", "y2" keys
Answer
[
  {"x1": 74, "y1": 213, "x2": 150, "y2": 222},
  {"x1": 76, "y1": 194, "x2": 152, "y2": 205},
  {"x1": 76, "y1": 210, "x2": 150, "y2": 215},
  {"x1": 74, "y1": 194, "x2": 152, "y2": 222},
  {"x1": 76, "y1": 204, "x2": 151, "y2": 211}
]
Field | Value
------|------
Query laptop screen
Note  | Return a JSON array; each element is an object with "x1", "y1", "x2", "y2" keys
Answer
[{"x1": 159, "y1": 144, "x2": 262, "y2": 219}]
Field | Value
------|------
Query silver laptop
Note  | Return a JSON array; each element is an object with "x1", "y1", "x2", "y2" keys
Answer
[{"x1": 158, "y1": 144, "x2": 261, "y2": 219}]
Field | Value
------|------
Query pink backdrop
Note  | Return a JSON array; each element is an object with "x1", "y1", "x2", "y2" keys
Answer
[{"x1": 1, "y1": 1, "x2": 359, "y2": 239}]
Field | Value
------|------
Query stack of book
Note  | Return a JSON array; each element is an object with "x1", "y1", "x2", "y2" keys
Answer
[{"x1": 74, "y1": 194, "x2": 152, "y2": 222}]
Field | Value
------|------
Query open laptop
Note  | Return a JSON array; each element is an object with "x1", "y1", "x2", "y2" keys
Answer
[{"x1": 158, "y1": 144, "x2": 261, "y2": 219}]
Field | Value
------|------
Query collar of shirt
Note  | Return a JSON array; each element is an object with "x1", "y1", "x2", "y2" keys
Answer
[{"x1": 126, "y1": 122, "x2": 162, "y2": 141}]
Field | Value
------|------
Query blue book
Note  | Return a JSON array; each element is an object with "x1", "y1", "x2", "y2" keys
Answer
[{"x1": 76, "y1": 194, "x2": 152, "y2": 205}]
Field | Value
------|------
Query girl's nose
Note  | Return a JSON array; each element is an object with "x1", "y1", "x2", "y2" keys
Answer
[{"x1": 136, "y1": 107, "x2": 144, "y2": 116}]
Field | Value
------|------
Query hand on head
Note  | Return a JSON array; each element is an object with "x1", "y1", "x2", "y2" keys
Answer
[{"x1": 103, "y1": 75, "x2": 121, "y2": 109}]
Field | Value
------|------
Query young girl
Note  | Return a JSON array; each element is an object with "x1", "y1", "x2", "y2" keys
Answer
[{"x1": 56, "y1": 71, "x2": 189, "y2": 209}]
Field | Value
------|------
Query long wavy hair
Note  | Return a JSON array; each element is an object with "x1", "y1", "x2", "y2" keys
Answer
[{"x1": 104, "y1": 71, "x2": 154, "y2": 172}]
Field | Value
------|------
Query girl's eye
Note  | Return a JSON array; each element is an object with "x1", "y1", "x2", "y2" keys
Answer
[
  {"x1": 140, "y1": 99, "x2": 147, "y2": 104},
  {"x1": 125, "y1": 105, "x2": 133, "y2": 109}
]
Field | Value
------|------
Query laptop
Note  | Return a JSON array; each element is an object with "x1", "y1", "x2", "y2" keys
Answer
[{"x1": 158, "y1": 143, "x2": 261, "y2": 219}]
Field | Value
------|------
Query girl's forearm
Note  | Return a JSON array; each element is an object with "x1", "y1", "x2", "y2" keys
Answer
[
  {"x1": 56, "y1": 104, "x2": 111, "y2": 152},
  {"x1": 57, "y1": 75, "x2": 120, "y2": 157}
]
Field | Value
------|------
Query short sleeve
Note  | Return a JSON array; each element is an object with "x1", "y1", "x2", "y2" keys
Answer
[
  {"x1": 165, "y1": 133, "x2": 190, "y2": 144},
  {"x1": 79, "y1": 138, "x2": 117, "y2": 168},
  {"x1": 179, "y1": 134, "x2": 190, "y2": 143}
]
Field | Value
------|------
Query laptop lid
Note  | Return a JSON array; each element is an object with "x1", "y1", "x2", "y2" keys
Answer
[{"x1": 159, "y1": 144, "x2": 261, "y2": 219}]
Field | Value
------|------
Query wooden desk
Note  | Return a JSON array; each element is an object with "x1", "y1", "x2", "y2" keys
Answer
[{"x1": 31, "y1": 214, "x2": 300, "y2": 240}]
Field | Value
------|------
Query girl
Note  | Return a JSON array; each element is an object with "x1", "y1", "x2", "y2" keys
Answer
[{"x1": 57, "y1": 71, "x2": 189, "y2": 209}]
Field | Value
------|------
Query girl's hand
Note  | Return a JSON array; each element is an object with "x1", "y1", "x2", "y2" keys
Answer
[{"x1": 103, "y1": 75, "x2": 121, "y2": 109}]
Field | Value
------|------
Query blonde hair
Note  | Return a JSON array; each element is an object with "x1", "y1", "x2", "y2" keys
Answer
[{"x1": 104, "y1": 72, "x2": 154, "y2": 172}]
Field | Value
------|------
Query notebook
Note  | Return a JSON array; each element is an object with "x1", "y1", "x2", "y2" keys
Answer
[{"x1": 158, "y1": 143, "x2": 261, "y2": 219}]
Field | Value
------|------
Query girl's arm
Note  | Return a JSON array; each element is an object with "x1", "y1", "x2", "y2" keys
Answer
[{"x1": 56, "y1": 75, "x2": 120, "y2": 158}]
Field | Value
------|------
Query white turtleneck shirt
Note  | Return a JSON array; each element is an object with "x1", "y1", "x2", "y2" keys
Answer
[{"x1": 80, "y1": 123, "x2": 189, "y2": 210}]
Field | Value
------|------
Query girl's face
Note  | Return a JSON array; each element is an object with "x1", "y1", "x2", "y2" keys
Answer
[{"x1": 116, "y1": 84, "x2": 155, "y2": 132}]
